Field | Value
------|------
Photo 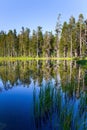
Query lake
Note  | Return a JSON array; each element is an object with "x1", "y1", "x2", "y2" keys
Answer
[{"x1": 0, "y1": 60, "x2": 87, "y2": 130}]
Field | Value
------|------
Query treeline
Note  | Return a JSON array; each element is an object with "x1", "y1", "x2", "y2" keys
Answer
[{"x1": 0, "y1": 14, "x2": 86, "y2": 57}]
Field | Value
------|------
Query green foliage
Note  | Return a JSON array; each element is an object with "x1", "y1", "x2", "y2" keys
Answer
[{"x1": 0, "y1": 14, "x2": 87, "y2": 58}]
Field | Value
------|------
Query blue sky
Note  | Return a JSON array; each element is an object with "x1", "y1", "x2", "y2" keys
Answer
[{"x1": 0, "y1": 0, "x2": 87, "y2": 33}]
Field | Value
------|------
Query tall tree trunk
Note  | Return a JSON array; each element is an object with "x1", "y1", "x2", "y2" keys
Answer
[
  {"x1": 70, "y1": 35, "x2": 72, "y2": 58},
  {"x1": 57, "y1": 35, "x2": 59, "y2": 58},
  {"x1": 80, "y1": 24, "x2": 82, "y2": 56}
]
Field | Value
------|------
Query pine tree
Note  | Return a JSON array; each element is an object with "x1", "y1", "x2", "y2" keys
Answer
[{"x1": 55, "y1": 14, "x2": 61, "y2": 57}]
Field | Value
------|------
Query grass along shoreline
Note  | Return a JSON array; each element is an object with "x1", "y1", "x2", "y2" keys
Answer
[{"x1": 0, "y1": 56, "x2": 84, "y2": 61}]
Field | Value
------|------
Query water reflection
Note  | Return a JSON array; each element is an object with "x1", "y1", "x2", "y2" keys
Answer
[{"x1": 0, "y1": 60, "x2": 87, "y2": 130}]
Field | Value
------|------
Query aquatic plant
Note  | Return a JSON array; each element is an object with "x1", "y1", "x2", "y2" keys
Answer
[{"x1": 33, "y1": 80, "x2": 87, "y2": 130}]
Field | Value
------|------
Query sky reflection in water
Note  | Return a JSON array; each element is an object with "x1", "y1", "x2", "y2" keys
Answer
[{"x1": 0, "y1": 60, "x2": 87, "y2": 130}]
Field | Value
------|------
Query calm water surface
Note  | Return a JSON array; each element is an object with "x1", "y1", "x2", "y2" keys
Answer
[{"x1": 0, "y1": 60, "x2": 87, "y2": 130}]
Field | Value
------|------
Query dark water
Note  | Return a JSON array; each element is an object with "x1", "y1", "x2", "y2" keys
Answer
[{"x1": 0, "y1": 60, "x2": 87, "y2": 130}]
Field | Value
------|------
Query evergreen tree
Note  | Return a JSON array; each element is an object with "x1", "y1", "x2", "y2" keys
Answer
[
  {"x1": 60, "y1": 22, "x2": 68, "y2": 57},
  {"x1": 55, "y1": 14, "x2": 61, "y2": 57},
  {"x1": 31, "y1": 30, "x2": 37, "y2": 57},
  {"x1": 0, "y1": 14, "x2": 86, "y2": 58},
  {"x1": 37, "y1": 26, "x2": 43, "y2": 57}
]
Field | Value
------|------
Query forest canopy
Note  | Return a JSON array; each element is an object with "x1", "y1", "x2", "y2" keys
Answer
[{"x1": 0, "y1": 14, "x2": 87, "y2": 57}]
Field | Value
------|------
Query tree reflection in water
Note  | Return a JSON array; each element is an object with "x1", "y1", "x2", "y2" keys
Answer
[{"x1": 0, "y1": 60, "x2": 87, "y2": 129}]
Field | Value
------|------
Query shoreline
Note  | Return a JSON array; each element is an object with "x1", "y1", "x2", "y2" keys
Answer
[{"x1": 0, "y1": 57, "x2": 84, "y2": 61}]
